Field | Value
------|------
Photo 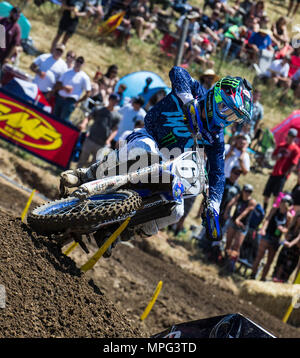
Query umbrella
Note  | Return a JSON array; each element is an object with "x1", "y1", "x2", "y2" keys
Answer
[{"x1": 114, "y1": 70, "x2": 171, "y2": 107}]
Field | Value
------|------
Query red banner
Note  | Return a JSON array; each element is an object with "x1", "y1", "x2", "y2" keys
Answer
[{"x1": 0, "y1": 90, "x2": 80, "y2": 169}]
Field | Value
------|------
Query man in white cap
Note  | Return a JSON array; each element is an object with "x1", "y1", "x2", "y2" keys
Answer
[
  {"x1": 30, "y1": 43, "x2": 68, "y2": 97},
  {"x1": 263, "y1": 127, "x2": 300, "y2": 212}
]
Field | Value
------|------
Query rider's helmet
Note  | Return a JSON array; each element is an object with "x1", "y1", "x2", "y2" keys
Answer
[
  {"x1": 205, "y1": 76, "x2": 253, "y2": 129},
  {"x1": 184, "y1": 76, "x2": 253, "y2": 135}
]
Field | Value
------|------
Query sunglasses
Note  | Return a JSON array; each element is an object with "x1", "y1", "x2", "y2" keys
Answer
[
  {"x1": 67, "y1": 54, "x2": 75, "y2": 59},
  {"x1": 76, "y1": 59, "x2": 84, "y2": 64},
  {"x1": 243, "y1": 189, "x2": 252, "y2": 194}
]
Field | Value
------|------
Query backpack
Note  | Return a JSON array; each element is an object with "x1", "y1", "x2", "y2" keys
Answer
[
  {"x1": 249, "y1": 204, "x2": 265, "y2": 230},
  {"x1": 249, "y1": 203, "x2": 265, "y2": 230}
]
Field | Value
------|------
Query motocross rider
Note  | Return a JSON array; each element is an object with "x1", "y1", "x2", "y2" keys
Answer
[{"x1": 60, "y1": 66, "x2": 253, "y2": 240}]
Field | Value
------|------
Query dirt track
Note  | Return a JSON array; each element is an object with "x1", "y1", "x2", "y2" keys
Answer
[{"x1": 0, "y1": 154, "x2": 300, "y2": 338}]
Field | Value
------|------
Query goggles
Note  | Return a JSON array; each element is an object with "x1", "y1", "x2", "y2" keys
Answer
[{"x1": 217, "y1": 102, "x2": 244, "y2": 124}]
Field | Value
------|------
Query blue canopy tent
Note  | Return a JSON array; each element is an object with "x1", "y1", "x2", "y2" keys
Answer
[
  {"x1": 114, "y1": 71, "x2": 171, "y2": 109},
  {"x1": 0, "y1": 1, "x2": 31, "y2": 39}
]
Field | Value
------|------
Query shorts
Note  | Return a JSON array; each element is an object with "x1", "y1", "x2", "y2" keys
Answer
[
  {"x1": 229, "y1": 218, "x2": 249, "y2": 236},
  {"x1": 261, "y1": 234, "x2": 280, "y2": 251},
  {"x1": 58, "y1": 17, "x2": 78, "y2": 36},
  {"x1": 263, "y1": 175, "x2": 286, "y2": 198}
]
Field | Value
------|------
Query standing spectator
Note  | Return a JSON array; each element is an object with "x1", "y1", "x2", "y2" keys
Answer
[
  {"x1": 101, "y1": 65, "x2": 120, "y2": 98},
  {"x1": 0, "y1": 7, "x2": 21, "y2": 66},
  {"x1": 116, "y1": 83, "x2": 128, "y2": 107},
  {"x1": 272, "y1": 211, "x2": 300, "y2": 283},
  {"x1": 224, "y1": 134, "x2": 251, "y2": 178},
  {"x1": 77, "y1": 93, "x2": 121, "y2": 167},
  {"x1": 30, "y1": 44, "x2": 68, "y2": 97},
  {"x1": 115, "y1": 96, "x2": 146, "y2": 141},
  {"x1": 66, "y1": 50, "x2": 76, "y2": 69},
  {"x1": 262, "y1": 128, "x2": 300, "y2": 212},
  {"x1": 223, "y1": 184, "x2": 256, "y2": 265},
  {"x1": 53, "y1": 56, "x2": 91, "y2": 122},
  {"x1": 51, "y1": 0, "x2": 88, "y2": 52},
  {"x1": 250, "y1": 194, "x2": 293, "y2": 281}
]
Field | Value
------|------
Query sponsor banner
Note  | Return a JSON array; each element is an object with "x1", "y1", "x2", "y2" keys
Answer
[{"x1": 0, "y1": 89, "x2": 80, "y2": 169}]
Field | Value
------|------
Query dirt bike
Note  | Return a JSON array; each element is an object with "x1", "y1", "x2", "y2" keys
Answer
[{"x1": 28, "y1": 141, "x2": 219, "y2": 262}]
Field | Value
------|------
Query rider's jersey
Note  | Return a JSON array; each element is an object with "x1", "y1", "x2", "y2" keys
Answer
[{"x1": 144, "y1": 66, "x2": 225, "y2": 212}]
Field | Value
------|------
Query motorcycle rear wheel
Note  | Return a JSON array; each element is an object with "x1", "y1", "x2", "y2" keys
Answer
[{"x1": 27, "y1": 189, "x2": 142, "y2": 234}]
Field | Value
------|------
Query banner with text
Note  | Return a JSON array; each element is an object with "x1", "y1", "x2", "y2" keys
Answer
[{"x1": 0, "y1": 90, "x2": 80, "y2": 169}]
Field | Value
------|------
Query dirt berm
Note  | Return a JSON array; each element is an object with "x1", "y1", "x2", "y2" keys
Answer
[{"x1": 0, "y1": 209, "x2": 146, "y2": 338}]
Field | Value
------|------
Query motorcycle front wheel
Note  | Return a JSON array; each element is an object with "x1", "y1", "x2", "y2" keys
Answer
[{"x1": 27, "y1": 189, "x2": 142, "y2": 235}]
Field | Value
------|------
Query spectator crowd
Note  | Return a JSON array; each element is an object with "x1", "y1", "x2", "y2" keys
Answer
[{"x1": 0, "y1": 0, "x2": 299, "y2": 284}]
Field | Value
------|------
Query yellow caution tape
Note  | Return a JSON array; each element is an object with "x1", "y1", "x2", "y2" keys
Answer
[
  {"x1": 80, "y1": 217, "x2": 131, "y2": 272},
  {"x1": 21, "y1": 189, "x2": 36, "y2": 222},
  {"x1": 140, "y1": 281, "x2": 163, "y2": 321},
  {"x1": 282, "y1": 303, "x2": 294, "y2": 323},
  {"x1": 63, "y1": 241, "x2": 79, "y2": 256}
]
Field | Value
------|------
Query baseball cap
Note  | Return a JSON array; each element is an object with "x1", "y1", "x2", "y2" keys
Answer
[
  {"x1": 288, "y1": 128, "x2": 298, "y2": 137},
  {"x1": 243, "y1": 184, "x2": 253, "y2": 192},
  {"x1": 55, "y1": 43, "x2": 65, "y2": 51},
  {"x1": 281, "y1": 194, "x2": 293, "y2": 206}
]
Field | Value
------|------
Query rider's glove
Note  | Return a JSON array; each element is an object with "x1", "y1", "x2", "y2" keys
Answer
[
  {"x1": 202, "y1": 206, "x2": 222, "y2": 241},
  {"x1": 59, "y1": 168, "x2": 89, "y2": 198},
  {"x1": 182, "y1": 98, "x2": 201, "y2": 134},
  {"x1": 60, "y1": 168, "x2": 88, "y2": 188}
]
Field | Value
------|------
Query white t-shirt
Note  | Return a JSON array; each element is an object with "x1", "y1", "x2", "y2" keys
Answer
[
  {"x1": 224, "y1": 143, "x2": 251, "y2": 178},
  {"x1": 58, "y1": 69, "x2": 92, "y2": 101},
  {"x1": 115, "y1": 103, "x2": 146, "y2": 141},
  {"x1": 264, "y1": 59, "x2": 290, "y2": 78},
  {"x1": 33, "y1": 54, "x2": 68, "y2": 92}
]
